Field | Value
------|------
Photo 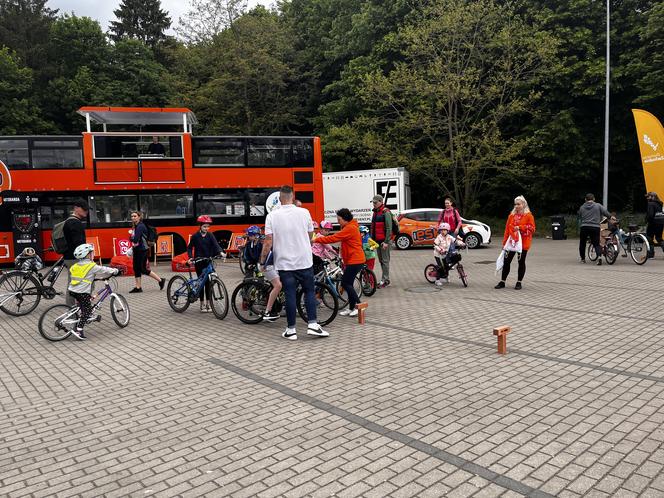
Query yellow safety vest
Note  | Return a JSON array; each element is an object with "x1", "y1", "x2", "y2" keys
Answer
[{"x1": 70, "y1": 262, "x2": 96, "y2": 286}]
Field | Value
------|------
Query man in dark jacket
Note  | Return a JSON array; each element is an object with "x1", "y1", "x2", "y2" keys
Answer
[
  {"x1": 578, "y1": 193, "x2": 610, "y2": 265},
  {"x1": 370, "y1": 194, "x2": 393, "y2": 287},
  {"x1": 645, "y1": 192, "x2": 664, "y2": 258},
  {"x1": 63, "y1": 199, "x2": 88, "y2": 304}
]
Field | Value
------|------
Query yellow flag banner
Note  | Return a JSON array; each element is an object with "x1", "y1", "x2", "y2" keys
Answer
[{"x1": 632, "y1": 109, "x2": 664, "y2": 197}]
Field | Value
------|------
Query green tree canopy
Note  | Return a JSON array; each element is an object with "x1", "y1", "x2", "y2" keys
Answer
[{"x1": 109, "y1": 0, "x2": 171, "y2": 47}]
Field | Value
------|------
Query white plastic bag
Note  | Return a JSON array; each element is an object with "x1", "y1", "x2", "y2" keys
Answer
[
  {"x1": 126, "y1": 247, "x2": 133, "y2": 258},
  {"x1": 503, "y1": 230, "x2": 522, "y2": 253},
  {"x1": 495, "y1": 249, "x2": 506, "y2": 273}
]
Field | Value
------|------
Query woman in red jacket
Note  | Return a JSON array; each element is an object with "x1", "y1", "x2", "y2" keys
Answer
[
  {"x1": 495, "y1": 195, "x2": 536, "y2": 290},
  {"x1": 313, "y1": 208, "x2": 366, "y2": 317}
]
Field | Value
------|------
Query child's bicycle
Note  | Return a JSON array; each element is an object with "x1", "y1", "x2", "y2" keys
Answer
[
  {"x1": 38, "y1": 276, "x2": 129, "y2": 341},
  {"x1": 231, "y1": 265, "x2": 338, "y2": 326},
  {"x1": 166, "y1": 256, "x2": 229, "y2": 319},
  {"x1": 588, "y1": 222, "x2": 649, "y2": 265},
  {"x1": 424, "y1": 255, "x2": 468, "y2": 287}
]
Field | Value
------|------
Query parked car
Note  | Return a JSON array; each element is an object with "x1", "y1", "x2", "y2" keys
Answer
[{"x1": 395, "y1": 208, "x2": 491, "y2": 250}]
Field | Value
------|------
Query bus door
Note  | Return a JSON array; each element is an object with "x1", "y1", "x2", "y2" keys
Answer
[{"x1": 2, "y1": 192, "x2": 42, "y2": 259}]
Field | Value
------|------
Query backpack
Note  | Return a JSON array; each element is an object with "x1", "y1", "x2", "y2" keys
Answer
[
  {"x1": 386, "y1": 209, "x2": 400, "y2": 238},
  {"x1": 143, "y1": 223, "x2": 158, "y2": 246},
  {"x1": 51, "y1": 216, "x2": 77, "y2": 254}
]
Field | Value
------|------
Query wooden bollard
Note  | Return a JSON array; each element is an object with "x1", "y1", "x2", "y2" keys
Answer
[
  {"x1": 356, "y1": 303, "x2": 369, "y2": 325},
  {"x1": 493, "y1": 326, "x2": 511, "y2": 354}
]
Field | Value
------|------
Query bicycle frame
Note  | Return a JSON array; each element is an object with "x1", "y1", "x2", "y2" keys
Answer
[{"x1": 54, "y1": 280, "x2": 118, "y2": 328}]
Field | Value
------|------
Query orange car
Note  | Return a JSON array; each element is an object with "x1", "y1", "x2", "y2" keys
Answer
[{"x1": 395, "y1": 208, "x2": 491, "y2": 250}]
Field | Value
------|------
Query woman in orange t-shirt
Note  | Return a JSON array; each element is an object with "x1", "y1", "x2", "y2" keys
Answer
[{"x1": 495, "y1": 195, "x2": 536, "y2": 290}]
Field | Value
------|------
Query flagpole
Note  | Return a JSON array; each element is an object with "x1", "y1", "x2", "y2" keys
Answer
[{"x1": 602, "y1": 0, "x2": 610, "y2": 208}]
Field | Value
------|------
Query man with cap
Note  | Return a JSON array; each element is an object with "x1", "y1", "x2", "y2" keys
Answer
[
  {"x1": 370, "y1": 194, "x2": 393, "y2": 287},
  {"x1": 63, "y1": 199, "x2": 89, "y2": 305}
]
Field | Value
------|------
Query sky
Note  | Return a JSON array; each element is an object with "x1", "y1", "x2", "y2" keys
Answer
[{"x1": 48, "y1": 0, "x2": 274, "y2": 32}]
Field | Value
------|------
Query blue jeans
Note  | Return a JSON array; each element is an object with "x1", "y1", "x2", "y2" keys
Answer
[{"x1": 278, "y1": 267, "x2": 317, "y2": 328}]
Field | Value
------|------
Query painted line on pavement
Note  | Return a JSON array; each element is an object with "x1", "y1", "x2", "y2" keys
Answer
[{"x1": 207, "y1": 357, "x2": 554, "y2": 498}]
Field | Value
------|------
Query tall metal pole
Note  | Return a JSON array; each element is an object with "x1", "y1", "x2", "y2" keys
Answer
[{"x1": 602, "y1": 0, "x2": 610, "y2": 208}]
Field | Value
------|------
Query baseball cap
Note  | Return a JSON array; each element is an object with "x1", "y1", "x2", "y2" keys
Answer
[{"x1": 371, "y1": 194, "x2": 383, "y2": 203}]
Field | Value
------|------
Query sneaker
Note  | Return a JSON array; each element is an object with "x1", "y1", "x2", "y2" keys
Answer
[
  {"x1": 435, "y1": 279, "x2": 444, "y2": 287},
  {"x1": 348, "y1": 308, "x2": 358, "y2": 317},
  {"x1": 378, "y1": 279, "x2": 390, "y2": 288},
  {"x1": 71, "y1": 329, "x2": 86, "y2": 340},
  {"x1": 159, "y1": 278, "x2": 166, "y2": 290},
  {"x1": 129, "y1": 288, "x2": 143, "y2": 293},
  {"x1": 339, "y1": 309, "x2": 352, "y2": 316},
  {"x1": 580, "y1": 259, "x2": 586, "y2": 263},
  {"x1": 307, "y1": 324, "x2": 329, "y2": 337},
  {"x1": 262, "y1": 310, "x2": 279, "y2": 322},
  {"x1": 282, "y1": 328, "x2": 297, "y2": 340},
  {"x1": 200, "y1": 304, "x2": 206, "y2": 313},
  {"x1": 494, "y1": 281, "x2": 505, "y2": 289},
  {"x1": 205, "y1": 304, "x2": 212, "y2": 313},
  {"x1": 597, "y1": 259, "x2": 602, "y2": 266},
  {"x1": 515, "y1": 282, "x2": 522, "y2": 290}
]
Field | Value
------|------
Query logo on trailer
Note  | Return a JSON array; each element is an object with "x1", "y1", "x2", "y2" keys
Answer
[
  {"x1": 374, "y1": 179, "x2": 399, "y2": 211},
  {"x1": 13, "y1": 213, "x2": 35, "y2": 233},
  {"x1": 265, "y1": 191, "x2": 281, "y2": 213}
]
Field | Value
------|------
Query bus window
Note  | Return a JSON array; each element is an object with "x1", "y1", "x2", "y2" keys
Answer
[
  {"x1": 93, "y1": 136, "x2": 183, "y2": 159},
  {"x1": 193, "y1": 138, "x2": 245, "y2": 167},
  {"x1": 139, "y1": 193, "x2": 192, "y2": 219},
  {"x1": 248, "y1": 190, "x2": 268, "y2": 217},
  {"x1": 247, "y1": 138, "x2": 290, "y2": 167},
  {"x1": 292, "y1": 138, "x2": 314, "y2": 167},
  {"x1": 196, "y1": 192, "x2": 247, "y2": 217},
  {"x1": 40, "y1": 196, "x2": 84, "y2": 229},
  {"x1": 0, "y1": 139, "x2": 30, "y2": 169},
  {"x1": 88, "y1": 195, "x2": 137, "y2": 224},
  {"x1": 32, "y1": 140, "x2": 83, "y2": 169}
]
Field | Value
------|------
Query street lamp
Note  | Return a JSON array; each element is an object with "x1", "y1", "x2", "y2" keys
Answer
[{"x1": 602, "y1": 0, "x2": 610, "y2": 208}]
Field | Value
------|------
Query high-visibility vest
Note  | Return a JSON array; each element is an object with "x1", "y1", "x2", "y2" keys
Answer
[{"x1": 70, "y1": 262, "x2": 96, "y2": 286}]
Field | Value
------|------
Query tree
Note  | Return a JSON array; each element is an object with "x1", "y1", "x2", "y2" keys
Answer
[
  {"x1": 327, "y1": 0, "x2": 557, "y2": 212},
  {"x1": 0, "y1": 48, "x2": 49, "y2": 134},
  {"x1": 0, "y1": 0, "x2": 57, "y2": 69},
  {"x1": 176, "y1": 0, "x2": 247, "y2": 45},
  {"x1": 109, "y1": 0, "x2": 171, "y2": 47}
]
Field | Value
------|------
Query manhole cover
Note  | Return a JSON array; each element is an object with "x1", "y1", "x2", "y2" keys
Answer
[
  {"x1": 475, "y1": 260, "x2": 495, "y2": 265},
  {"x1": 405, "y1": 286, "x2": 440, "y2": 293}
]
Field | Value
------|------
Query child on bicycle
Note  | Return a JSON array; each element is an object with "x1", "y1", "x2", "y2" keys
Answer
[
  {"x1": 242, "y1": 225, "x2": 263, "y2": 267},
  {"x1": 68, "y1": 243, "x2": 119, "y2": 340},
  {"x1": 187, "y1": 215, "x2": 226, "y2": 313},
  {"x1": 312, "y1": 220, "x2": 338, "y2": 273},
  {"x1": 433, "y1": 223, "x2": 465, "y2": 286},
  {"x1": 359, "y1": 225, "x2": 378, "y2": 270}
]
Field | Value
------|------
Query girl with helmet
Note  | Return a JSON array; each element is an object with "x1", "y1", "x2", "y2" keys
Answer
[
  {"x1": 359, "y1": 225, "x2": 379, "y2": 270},
  {"x1": 433, "y1": 222, "x2": 465, "y2": 286},
  {"x1": 311, "y1": 220, "x2": 338, "y2": 274},
  {"x1": 187, "y1": 215, "x2": 226, "y2": 312},
  {"x1": 67, "y1": 243, "x2": 119, "y2": 340}
]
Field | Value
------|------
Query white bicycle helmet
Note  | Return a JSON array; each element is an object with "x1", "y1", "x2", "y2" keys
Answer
[{"x1": 74, "y1": 243, "x2": 95, "y2": 260}]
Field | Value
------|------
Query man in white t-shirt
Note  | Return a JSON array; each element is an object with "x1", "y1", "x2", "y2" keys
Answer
[{"x1": 261, "y1": 185, "x2": 329, "y2": 340}]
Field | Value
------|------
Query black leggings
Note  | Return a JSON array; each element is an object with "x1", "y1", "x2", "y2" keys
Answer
[
  {"x1": 70, "y1": 292, "x2": 93, "y2": 330},
  {"x1": 501, "y1": 250, "x2": 527, "y2": 282},
  {"x1": 342, "y1": 264, "x2": 363, "y2": 310},
  {"x1": 579, "y1": 226, "x2": 600, "y2": 260},
  {"x1": 195, "y1": 260, "x2": 212, "y2": 302},
  {"x1": 646, "y1": 223, "x2": 664, "y2": 255},
  {"x1": 435, "y1": 253, "x2": 461, "y2": 278}
]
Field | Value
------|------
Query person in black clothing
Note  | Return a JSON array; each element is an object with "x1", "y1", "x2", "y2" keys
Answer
[
  {"x1": 187, "y1": 215, "x2": 226, "y2": 312},
  {"x1": 63, "y1": 199, "x2": 88, "y2": 305},
  {"x1": 243, "y1": 225, "x2": 263, "y2": 266},
  {"x1": 645, "y1": 192, "x2": 664, "y2": 258},
  {"x1": 129, "y1": 211, "x2": 165, "y2": 293},
  {"x1": 147, "y1": 137, "x2": 165, "y2": 156}
]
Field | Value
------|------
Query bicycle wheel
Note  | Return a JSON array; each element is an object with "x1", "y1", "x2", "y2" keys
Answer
[
  {"x1": 604, "y1": 242, "x2": 618, "y2": 265},
  {"x1": 587, "y1": 242, "x2": 598, "y2": 262},
  {"x1": 209, "y1": 276, "x2": 229, "y2": 320},
  {"x1": 231, "y1": 281, "x2": 268, "y2": 324},
  {"x1": 167, "y1": 275, "x2": 192, "y2": 313},
  {"x1": 630, "y1": 234, "x2": 649, "y2": 265},
  {"x1": 0, "y1": 271, "x2": 42, "y2": 316},
  {"x1": 110, "y1": 294, "x2": 130, "y2": 328},
  {"x1": 424, "y1": 264, "x2": 438, "y2": 284},
  {"x1": 38, "y1": 304, "x2": 77, "y2": 341},
  {"x1": 297, "y1": 282, "x2": 339, "y2": 326},
  {"x1": 359, "y1": 267, "x2": 377, "y2": 297},
  {"x1": 239, "y1": 252, "x2": 249, "y2": 275},
  {"x1": 457, "y1": 264, "x2": 469, "y2": 287}
]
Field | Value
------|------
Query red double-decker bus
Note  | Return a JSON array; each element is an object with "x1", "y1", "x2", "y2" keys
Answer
[{"x1": 0, "y1": 107, "x2": 324, "y2": 263}]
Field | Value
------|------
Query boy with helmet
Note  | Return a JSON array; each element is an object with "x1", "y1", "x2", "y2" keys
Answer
[
  {"x1": 187, "y1": 215, "x2": 226, "y2": 312},
  {"x1": 68, "y1": 243, "x2": 120, "y2": 340},
  {"x1": 242, "y1": 225, "x2": 263, "y2": 267},
  {"x1": 359, "y1": 225, "x2": 379, "y2": 270},
  {"x1": 433, "y1": 223, "x2": 465, "y2": 286}
]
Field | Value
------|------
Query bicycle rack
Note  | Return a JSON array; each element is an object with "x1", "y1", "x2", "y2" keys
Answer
[
  {"x1": 356, "y1": 302, "x2": 368, "y2": 325},
  {"x1": 493, "y1": 325, "x2": 511, "y2": 354}
]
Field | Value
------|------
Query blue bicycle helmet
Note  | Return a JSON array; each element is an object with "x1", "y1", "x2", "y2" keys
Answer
[
  {"x1": 246, "y1": 225, "x2": 261, "y2": 236},
  {"x1": 359, "y1": 225, "x2": 370, "y2": 233}
]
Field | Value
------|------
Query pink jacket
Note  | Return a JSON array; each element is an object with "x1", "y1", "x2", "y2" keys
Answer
[{"x1": 312, "y1": 233, "x2": 338, "y2": 259}]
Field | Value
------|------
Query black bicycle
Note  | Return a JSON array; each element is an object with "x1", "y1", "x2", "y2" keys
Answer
[
  {"x1": 231, "y1": 265, "x2": 338, "y2": 326},
  {"x1": 0, "y1": 254, "x2": 67, "y2": 316}
]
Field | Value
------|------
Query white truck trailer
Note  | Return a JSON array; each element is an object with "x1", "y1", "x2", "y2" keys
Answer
[{"x1": 323, "y1": 168, "x2": 411, "y2": 224}]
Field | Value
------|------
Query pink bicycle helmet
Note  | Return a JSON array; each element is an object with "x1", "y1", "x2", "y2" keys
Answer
[
  {"x1": 320, "y1": 220, "x2": 333, "y2": 229},
  {"x1": 438, "y1": 222, "x2": 451, "y2": 231}
]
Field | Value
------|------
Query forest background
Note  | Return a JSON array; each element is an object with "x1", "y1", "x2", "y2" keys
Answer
[{"x1": 0, "y1": 0, "x2": 662, "y2": 218}]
